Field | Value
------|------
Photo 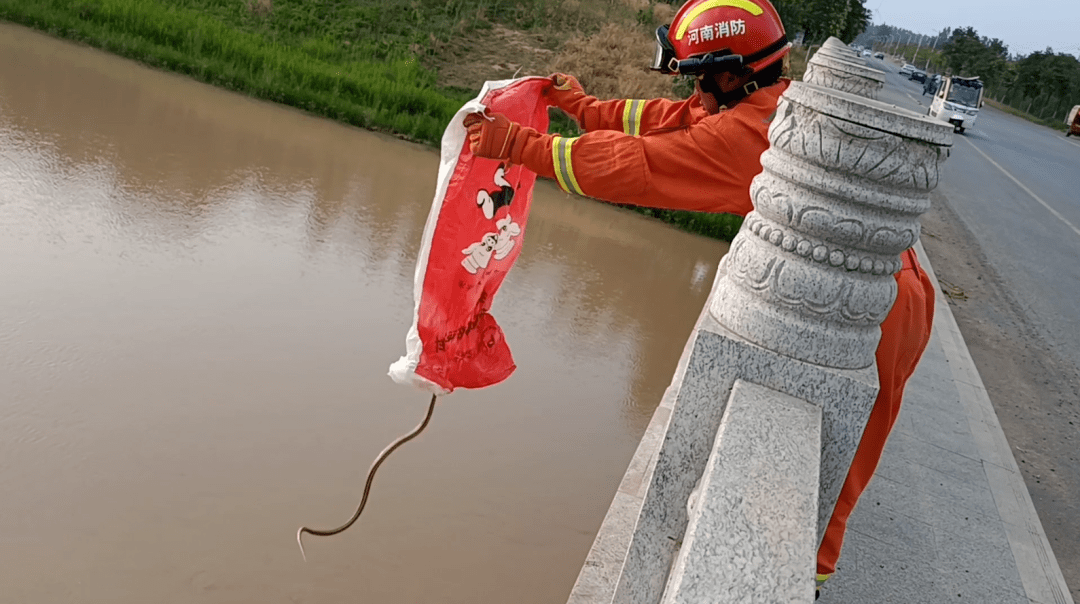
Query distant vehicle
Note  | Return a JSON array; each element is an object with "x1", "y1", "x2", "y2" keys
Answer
[
  {"x1": 1066, "y1": 105, "x2": 1080, "y2": 137},
  {"x1": 861, "y1": 49, "x2": 872, "y2": 57},
  {"x1": 923, "y1": 74, "x2": 941, "y2": 96},
  {"x1": 928, "y1": 75, "x2": 984, "y2": 134},
  {"x1": 874, "y1": 52, "x2": 885, "y2": 59},
  {"x1": 899, "y1": 63, "x2": 917, "y2": 77},
  {"x1": 910, "y1": 70, "x2": 927, "y2": 83}
]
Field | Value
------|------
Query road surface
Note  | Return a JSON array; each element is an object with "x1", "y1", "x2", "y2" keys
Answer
[{"x1": 863, "y1": 53, "x2": 1080, "y2": 600}]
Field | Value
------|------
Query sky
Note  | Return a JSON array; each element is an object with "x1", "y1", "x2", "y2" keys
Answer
[{"x1": 869, "y1": 0, "x2": 1080, "y2": 57}]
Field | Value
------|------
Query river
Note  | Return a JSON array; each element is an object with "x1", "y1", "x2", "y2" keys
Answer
[{"x1": 0, "y1": 22, "x2": 728, "y2": 603}]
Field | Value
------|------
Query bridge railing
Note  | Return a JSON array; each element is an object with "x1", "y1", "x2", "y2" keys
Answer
[{"x1": 566, "y1": 38, "x2": 953, "y2": 604}]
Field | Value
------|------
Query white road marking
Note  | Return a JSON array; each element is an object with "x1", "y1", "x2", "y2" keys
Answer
[
  {"x1": 962, "y1": 137, "x2": 1080, "y2": 239},
  {"x1": 1060, "y1": 135, "x2": 1080, "y2": 150}
]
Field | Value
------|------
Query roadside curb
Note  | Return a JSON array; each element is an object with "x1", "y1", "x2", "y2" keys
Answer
[{"x1": 913, "y1": 240, "x2": 1075, "y2": 604}]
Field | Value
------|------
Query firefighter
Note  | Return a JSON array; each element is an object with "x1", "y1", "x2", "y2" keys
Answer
[{"x1": 465, "y1": 0, "x2": 934, "y2": 598}]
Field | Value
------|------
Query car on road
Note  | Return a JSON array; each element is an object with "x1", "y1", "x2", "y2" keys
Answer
[
  {"x1": 910, "y1": 70, "x2": 927, "y2": 83},
  {"x1": 861, "y1": 49, "x2": 872, "y2": 57},
  {"x1": 899, "y1": 63, "x2": 917, "y2": 77},
  {"x1": 874, "y1": 52, "x2": 885, "y2": 59}
]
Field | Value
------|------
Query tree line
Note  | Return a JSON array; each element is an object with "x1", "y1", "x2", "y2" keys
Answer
[
  {"x1": 655, "y1": 0, "x2": 872, "y2": 45},
  {"x1": 771, "y1": 0, "x2": 871, "y2": 44},
  {"x1": 944, "y1": 27, "x2": 1080, "y2": 122},
  {"x1": 857, "y1": 23, "x2": 1080, "y2": 124}
]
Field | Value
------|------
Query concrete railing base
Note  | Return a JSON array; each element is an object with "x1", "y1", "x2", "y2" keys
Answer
[
  {"x1": 565, "y1": 305, "x2": 877, "y2": 604},
  {"x1": 661, "y1": 380, "x2": 821, "y2": 604}
]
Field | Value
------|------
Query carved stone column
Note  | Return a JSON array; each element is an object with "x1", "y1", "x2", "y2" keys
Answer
[
  {"x1": 564, "y1": 83, "x2": 952, "y2": 604},
  {"x1": 711, "y1": 82, "x2": 952, "y2": 369},
  {"x1": 814, "y1": 40, "x2": 863, "y2": 67},
  {"x1": 821, "y1": 36, "x2": 858, "y2": 59},
  {"x1": 804, "y1": 51, "x2": 885, "y2": 98},
  {"x1": 814, "y1": 46, "x2": 860, "y2": 64}
]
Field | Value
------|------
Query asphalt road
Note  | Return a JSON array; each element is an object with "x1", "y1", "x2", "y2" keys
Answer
[
  {"x1": 858, "y1": 54, "x2": 1080, "y2": 599},
  {"x1": 867, "y1": 56, "x2": 1080, "y2": 362}
]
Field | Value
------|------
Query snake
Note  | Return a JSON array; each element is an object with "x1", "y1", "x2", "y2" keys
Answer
[{"x1": 297, "y1": 393, "x2": 438, "y2": 561}]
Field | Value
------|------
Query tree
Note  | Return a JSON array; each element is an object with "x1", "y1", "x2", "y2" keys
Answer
[
  {"x1": 839, "y1": 0, "x2": 870, "y2": 42},
  {"x1": 1013, "y1": 49, "x2": 1080, "y2": 103},
  {"x1": 942, "y1": 26, "x2": 1009, "y2": 89},
  {"x1": 774, "y1": 0, "x2": 869, "y2": 44}
]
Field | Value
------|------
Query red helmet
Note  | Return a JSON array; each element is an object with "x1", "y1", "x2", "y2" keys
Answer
[{"x1": 651, "y1": 0, "x2": 790, "y2": 76}]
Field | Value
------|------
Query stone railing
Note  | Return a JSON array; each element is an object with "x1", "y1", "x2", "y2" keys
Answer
[
  {"x1": 820, "y1": 36, "x2": 859, "y2": 60},
  {"x1": 661, "y1": 380, "x2": 822, "y2": 603},
  {"x1": 804, "y1": 51, "x2": 885, "y2": 98},
  {"x1": 711, "y1": 83, "x2": 950, "y2": 370},
  {"x1": 812, "y1": 38, "x2": 866, "y2": 70},
  {"x1": 566, "y1": 80, "x2": 952, "y2": 604}
]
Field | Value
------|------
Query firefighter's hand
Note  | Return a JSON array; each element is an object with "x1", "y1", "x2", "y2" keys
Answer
[
  {"x1": 464, "y1": 111, "x2": 521, "y2": 161},
  {"x1": 544, "y1": 73, "x2": 590, "y2": 117}
]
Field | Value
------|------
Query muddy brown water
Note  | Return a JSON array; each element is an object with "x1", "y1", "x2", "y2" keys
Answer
[{"x1": 0, "y1": 23, "x2": 728, "y2": 603}]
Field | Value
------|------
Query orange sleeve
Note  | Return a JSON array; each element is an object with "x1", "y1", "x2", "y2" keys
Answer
[
  {"x1": 514, "y1": 82, "x2": 788, "y2": 217},
  {"x1": 576, "y1": 96, "x2": 708, "y2": 135}
]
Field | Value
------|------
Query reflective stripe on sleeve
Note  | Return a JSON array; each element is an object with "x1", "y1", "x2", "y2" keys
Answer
[
  {"x1": 621, "y1": 99, "x2": 646, "y2": 136},
  {"x1": 551, "y1": 136, "x2": 584, "y2": 196}
]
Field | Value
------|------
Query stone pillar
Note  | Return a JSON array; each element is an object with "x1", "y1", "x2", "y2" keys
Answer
[
  {"x1": 813, "y1": 46, "x2": 862, "y2": 65},
  {"x1": 564, "y1": 83, "x2": 952, "y2": 604},
  {"x1": 821, "y1": 36, "x2": 857, "y2": 58},
  {"x1": 710, "y1": 82, "x2": 951, "y2": 369},
  {"x1": 814, "y1": 38, "x2": 863, "y2": 66},
  {"x1": 804, "y1": 52, "x2": 885, "y2": 98}
]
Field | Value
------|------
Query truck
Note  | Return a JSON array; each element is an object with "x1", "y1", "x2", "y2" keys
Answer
[{"x1": 928, "y1": 75, "x2": 984, "y2": 134}]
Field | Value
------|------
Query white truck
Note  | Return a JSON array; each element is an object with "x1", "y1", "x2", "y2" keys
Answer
[{"x1": 928, "y1": 75, "x2": 984, "y2": 134}]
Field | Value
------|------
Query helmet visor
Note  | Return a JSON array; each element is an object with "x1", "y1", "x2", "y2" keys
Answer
[{"x1": 650, "y1": 25, "x2": 677, "y2": 74}]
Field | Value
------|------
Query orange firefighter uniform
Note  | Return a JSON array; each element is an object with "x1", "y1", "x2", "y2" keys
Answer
[{"x1": 468, "y1": 79, "x2": 936, "y2": 576}]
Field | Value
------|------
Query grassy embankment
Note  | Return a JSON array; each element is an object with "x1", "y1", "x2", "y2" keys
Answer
[
  {"x1": 0, "y1": 0, "x2": 471, "y2": 143},
  {"x1": 0, "y1": 0, "x2": 763, "y2": 241}
]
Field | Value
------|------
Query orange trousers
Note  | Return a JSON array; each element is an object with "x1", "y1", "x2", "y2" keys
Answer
[{"x1": 816, "y1": 248, "x2": 936, "y2": 575}]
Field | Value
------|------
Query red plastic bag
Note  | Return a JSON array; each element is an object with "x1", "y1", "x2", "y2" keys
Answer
[{"x1": 389, "y1": 77, "x2": 551, "y2": 394}]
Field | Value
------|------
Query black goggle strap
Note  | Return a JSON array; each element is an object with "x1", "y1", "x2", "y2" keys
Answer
[{"x1": 672, "y1": 53, "x2": 745, "y2": 75}]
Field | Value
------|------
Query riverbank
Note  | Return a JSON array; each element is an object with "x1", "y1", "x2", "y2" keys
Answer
[
  {"x1": 0, "y1": 0, "x2": 790, "y2": 240},
  {"x1": 0, "y1": 0, "x2": 471, "y2": 144},
  {"x1": 1, "y1": 22, "x2": 742, "y2": 602}
]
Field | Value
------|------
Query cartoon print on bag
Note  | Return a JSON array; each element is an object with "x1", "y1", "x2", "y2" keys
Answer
[
  {"x1": 461, "y1": 214, "x2": 522, "y2": 274},
  {"x1": 493, "y1": 214, "x2": 521, "y2": 260},
  {"x1": 461, "y1": 232, "x2": 498, "y2": 274},
  {"x1": 476, "y1": 164, "x2": 515, "y2": 220}
]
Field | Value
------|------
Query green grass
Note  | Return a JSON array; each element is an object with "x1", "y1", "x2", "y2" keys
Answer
[
  {"x1": 0, "y1": 0, "x2": 749, "y2": 241},
  {"x1": 623, "y1": 207, "x2": 744, "y2": 241},
  {"x1": 0, "y1": 0, "x2": 472, "y2": 143}
]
